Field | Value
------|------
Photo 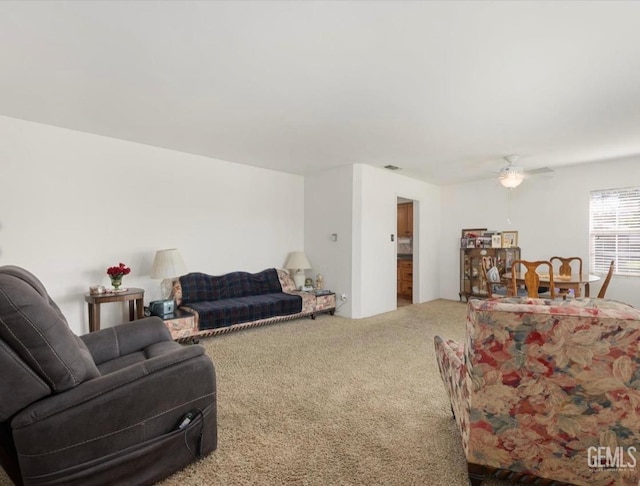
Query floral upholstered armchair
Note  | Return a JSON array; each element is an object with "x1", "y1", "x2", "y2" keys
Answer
[{"x1": 435, "y1": 297, "x2": 640, "y2": 486}]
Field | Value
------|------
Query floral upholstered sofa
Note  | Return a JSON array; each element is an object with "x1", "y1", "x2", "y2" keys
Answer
[
  {"x1": 164, "y1": 268, "x2": 335, "y2": 341},
  {"x1": 435, "y1": 297, "x2": 640, "y2": 486}
]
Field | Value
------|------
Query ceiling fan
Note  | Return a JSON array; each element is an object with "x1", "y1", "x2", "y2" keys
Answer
[{"x1": 497, "y1": 155, "x2": 553, "y2": 188}]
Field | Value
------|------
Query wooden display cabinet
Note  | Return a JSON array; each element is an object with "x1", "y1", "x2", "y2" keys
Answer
[{"x1": 459, "y1": 247, "x2": 520, "y2": 302}]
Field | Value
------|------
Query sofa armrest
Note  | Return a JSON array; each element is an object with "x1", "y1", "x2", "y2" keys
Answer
[
  {"x1": 80, "y1": 317, "x2": 171, "y2": 365},
  {"x1": 435, "y1": 335, "x2": 464, "y2": 371},
  {"x1": 434, "y1": 335, "x2": 470, "y2": 455},
  {"x1": 283, "y1": 290, "x2": 316, "y2": 314}
]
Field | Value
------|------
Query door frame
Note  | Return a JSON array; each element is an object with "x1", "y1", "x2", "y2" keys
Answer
[{"x1": 396, "y1": 196, "x2": 418, "y2": 306}]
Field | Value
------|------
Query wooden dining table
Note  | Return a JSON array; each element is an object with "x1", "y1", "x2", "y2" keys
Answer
[{"x1": 503, "y1": 272, "x2": 601, "y2": 298}]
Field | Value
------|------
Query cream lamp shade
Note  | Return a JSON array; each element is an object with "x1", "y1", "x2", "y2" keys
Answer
[
  {"x1": 284, "y1": 251, "x2": 312, "y2": 290},
  {"x1": 151, "y1": 249, "x2": 187, "y2": 299}
]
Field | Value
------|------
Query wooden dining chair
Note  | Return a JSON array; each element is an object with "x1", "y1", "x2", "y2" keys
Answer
[
  {"x1": 550, "y1": 256, "x2": 583, "y2": 299},
  {"x1": 511, "y1": 260, "x2": 556, "y2": 299},
  {"x1": 550, "y1": 256, "x2": 583, "y2": 278},
  {"x1": 597, "y1": 260, "x2": 615, "y2": 298},
  {"x1": 483, "y1": 261, "x2": 528, "y2": 298},
  {"x1": 481, "y1": 257, "x2": 506, "y2": 298}
]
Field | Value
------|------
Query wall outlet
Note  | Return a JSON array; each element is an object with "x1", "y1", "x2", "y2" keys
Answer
[{"x1": 340, "y1": 293, "x2": 347, "y2": 301}]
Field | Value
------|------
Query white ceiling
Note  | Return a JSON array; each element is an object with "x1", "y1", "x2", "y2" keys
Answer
[{"x1": 2, "y1": 1, "x2": 640, "y2": 185}]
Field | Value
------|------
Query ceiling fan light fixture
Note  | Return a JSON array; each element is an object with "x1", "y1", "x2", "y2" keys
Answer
[{"x1": 499, "y1": 166, "x2": 524, "y2": 188}]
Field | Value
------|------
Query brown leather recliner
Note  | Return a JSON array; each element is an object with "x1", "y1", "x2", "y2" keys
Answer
[{"x1": 0, "y1": 266, "x2": 217, "y2": 485}]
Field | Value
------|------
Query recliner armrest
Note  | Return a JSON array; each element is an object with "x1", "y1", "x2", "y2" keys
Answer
[
  {"x1": 12, "y1": 344, "x2": 208, "y2": 428},
  {"x1": 80, "y1": 317, "x2": 172, "y2": 365},
  {"x1": 10, "y1": 345, "x2": 216, "y2": 479}
]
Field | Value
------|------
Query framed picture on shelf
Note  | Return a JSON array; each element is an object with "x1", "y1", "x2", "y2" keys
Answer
[
  {"x1": 461, "y1": 228, "x2": 487, "y2": 238},
  {"x1": 477, "y1": 237, "x2": 492, "y2": 248},
  {"x1": 502, "y1": 231, "x2": 518, "y2": 248},
  {"x1": 491, "y1": 234, "x2": 502, "y2": 248},
  {"x1": 467, "y1": 239, "x2": 476, "y2": 248},
  {"x1": 460, "y1": 238, "x2": 468, "y2": 248}
]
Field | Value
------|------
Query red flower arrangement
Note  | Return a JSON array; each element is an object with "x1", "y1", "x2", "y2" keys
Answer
[{"x1": 107, "y1": 263, "x2": 131, "y2": 278}]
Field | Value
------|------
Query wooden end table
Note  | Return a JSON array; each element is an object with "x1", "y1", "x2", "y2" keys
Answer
[
  {"x1": 160, "y1": 309, "x2": 198, "y2": 341},
  {"x1": 312, "y1": 291, "x2": 336, "y2": 318},
  {"x1": 84, "y1": 287, "x2": 145, "y2": 332}
]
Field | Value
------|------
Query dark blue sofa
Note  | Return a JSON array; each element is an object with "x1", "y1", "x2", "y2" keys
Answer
[{"x1": 179, "y1": 268, "x2": 303, "y2": 331}]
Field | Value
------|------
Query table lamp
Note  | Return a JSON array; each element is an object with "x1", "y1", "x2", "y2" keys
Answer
[
  {"x1": 285, "y1": 251, "x2": 312, "y2": 290},
  {"x1": 151, "y1": 248, "x2": 187, "y2": 299}
]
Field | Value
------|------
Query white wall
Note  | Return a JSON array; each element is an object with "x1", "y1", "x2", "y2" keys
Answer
[
  {"x1": 0, "y1": 116, "x2": 304, "y2": 334},
  {"x1": 304, "y1": 165, "x2": 354, "y2": 316},
  {"x1": 352, "y1": 164, "x2": 397, "y2": 317},
  {"x1": 6, "y1": 115, "x2": 634, "y2": 334},
  {"x1": 440, "y1": 156, "x2": 640, "y2": 307},
  {"x1": 305, "y1": 164, "x2": 441, "y2": 319}
]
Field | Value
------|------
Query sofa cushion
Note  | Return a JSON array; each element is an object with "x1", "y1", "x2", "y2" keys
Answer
[
  {"x1": 180, "y1": 268, "x2": 283, "y2": 305},
  {"x1": 189, "y1": 292, "x2": 302, "y2": 330}
]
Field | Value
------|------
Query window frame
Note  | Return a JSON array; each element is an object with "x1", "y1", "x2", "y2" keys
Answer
[{"x1": 589, "y1": 186, "x2": 640, "y2": 277}]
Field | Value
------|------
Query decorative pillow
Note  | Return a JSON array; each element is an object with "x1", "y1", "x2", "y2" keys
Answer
[
  {"x1": 277, "y1": 268, "x2": 296, "y2": 293},
  {"x1": 170, "y1": 278, "x2": 183, "y2": 306},
  {"x1": 487, "y1": 266, "x2": 500, "y2": 283}
]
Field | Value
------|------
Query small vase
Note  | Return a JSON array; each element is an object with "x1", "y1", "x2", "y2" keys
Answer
[{"x1": 110, "y1": 276, "x2": 123, "y2": 290}]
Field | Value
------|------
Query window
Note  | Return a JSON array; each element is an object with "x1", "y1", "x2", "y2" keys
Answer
[{"x1": 590, "y1": 187, "x2": 640, "y2": 276}]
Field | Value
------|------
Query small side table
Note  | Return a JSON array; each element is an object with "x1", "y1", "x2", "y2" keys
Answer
[
  {"x1": 84, "y1": 288, "x2": 145, "y2": 332},
  {"x1": 160, "y1": 309, "x2": 198, "y2": 341},
  {"x1": 312, "y1": 291, "x2": 336, "y2": 318}
]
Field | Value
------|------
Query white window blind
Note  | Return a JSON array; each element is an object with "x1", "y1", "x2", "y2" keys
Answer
[{"x1": 589, "y1": 187, "x2": 640, "y2": 276}]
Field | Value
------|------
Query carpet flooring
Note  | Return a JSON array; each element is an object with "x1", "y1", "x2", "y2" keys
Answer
[{"x1": 1, "y1": 299, "x2": 512, "y2": 486}]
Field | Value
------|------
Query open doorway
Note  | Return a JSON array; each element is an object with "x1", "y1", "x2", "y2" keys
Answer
[{"x1": 397, "y1": 197, "x2": 415, "y2": 307}]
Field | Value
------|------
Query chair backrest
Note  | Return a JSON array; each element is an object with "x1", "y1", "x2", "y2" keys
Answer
[
  {"x1": 0, "y1": 266, "x2": 100, "y2": 420},
  {"x1": 481, "y1": 257, "x2": 501, "y2": 298},
  {"x1": 597, "y1": 260, "x2": 615, "y2": 298},
  {"x1": 550, "y1": 256, "x2": 583, "y2": 277},
  {"x1": 480, "y1": 261, "x2": 493, "y2": 297},
  {"x1": 463, "y1": 297, "x2": 640, "y2": 486},
  {"x1": 511, "y1": 260, "x2": 555, "y2": 299}
]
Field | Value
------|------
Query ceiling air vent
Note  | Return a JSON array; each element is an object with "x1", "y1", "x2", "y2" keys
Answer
[{"x1": 384, "y1": 165, "x2": 401, "y2": 171}]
